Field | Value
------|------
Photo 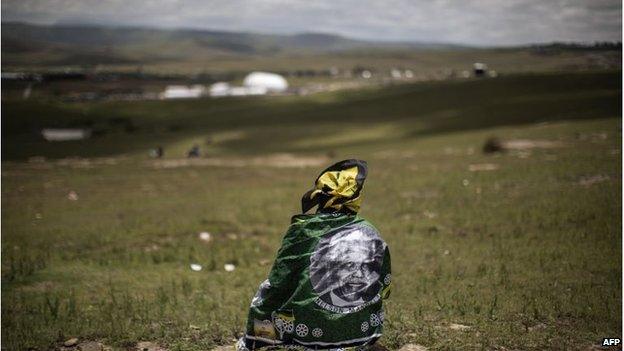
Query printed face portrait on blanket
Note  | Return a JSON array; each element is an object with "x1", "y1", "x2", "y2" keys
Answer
[{"x1": 310, "y1": 224, "x2": 385, "y2": 307}]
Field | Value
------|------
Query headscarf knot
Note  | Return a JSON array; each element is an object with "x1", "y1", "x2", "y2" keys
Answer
[{"x1": 301, "y1": 159, "x2": 368, "y2": 214}]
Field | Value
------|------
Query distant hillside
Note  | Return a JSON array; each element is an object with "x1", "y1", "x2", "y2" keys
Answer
[{"x1": 1, "y1": 22, "x2": 462, "y2": 67}]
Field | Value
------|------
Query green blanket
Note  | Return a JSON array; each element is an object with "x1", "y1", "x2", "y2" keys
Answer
[{"x1": 241, "y1": 213, "x2": 391, "y2": 350}]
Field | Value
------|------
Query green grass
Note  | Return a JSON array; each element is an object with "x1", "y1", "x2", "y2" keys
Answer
[
  {"x1": 2, "y1": 71, "x2": 620, "y2": 160},
  {"x1": 1, "y1": 71, "x2": 621, "y2": 350},
  {"x1": 4, "y1": 43, "x2": 621, "y2": 76}
]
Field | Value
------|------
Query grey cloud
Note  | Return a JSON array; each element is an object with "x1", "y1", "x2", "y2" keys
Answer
[{"x1": 1, "y1": 0, "x2": 621, "y2": 45}]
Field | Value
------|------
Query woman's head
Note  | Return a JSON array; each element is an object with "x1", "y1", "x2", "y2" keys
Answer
[{"x1": 301, "y1": 159, "x2": 368, "y2": 214}]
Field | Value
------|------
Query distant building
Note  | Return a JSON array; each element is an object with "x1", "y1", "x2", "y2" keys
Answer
[
  {"x1": 208, "y1": 72, "x2": 289, "y2": 98},
  {"x1": 473, "y1": 63, "x2": 488, "y2": 77},
  {"x1": 160, "y1": 85, "x2": 206, "y2": 99},
  {"x1": 2, "y1": 72, "x2": 26, "y2": 80},
  {"x1": 229, "y1": 86, "x2": 267, "y2": 96},
  {"x1": 2, "y1": 72, "x2": 42, "y2": 81},
  {"x1": 209, "y1": 82, "x2": 232, "y2": 97},
  {"x1": 242, "y1": 72, "x2": 288, "y2": 93}
]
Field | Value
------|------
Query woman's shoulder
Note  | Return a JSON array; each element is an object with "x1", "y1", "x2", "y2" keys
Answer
[
  {"x1": 286, "y1": 213, "x2": 384, "y2": 240},
  {"x1": 289, "y1": 213, "x2": 365, "y2": 228},
  {"x1": 285, "y1": 213, "x2": 362, "y2": 237}
]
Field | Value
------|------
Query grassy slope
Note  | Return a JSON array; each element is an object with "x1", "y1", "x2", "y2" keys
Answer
[
  {"x1": 1, "y1": 23, "x2": 457, "y2": 69},
  {"x1": 123, "y1": 48, "x2": 621, "y2": 75},
  {"x1": 1, "y1": 72, "x2": 622, "y2": 350},
  {"x1": 2, "y1": 71, "x2": 621, "y2": 160},
  {"x1": 4, "y1": 48, "x2": 621, "y2": 77}
]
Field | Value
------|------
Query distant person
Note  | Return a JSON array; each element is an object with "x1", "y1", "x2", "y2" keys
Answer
[
  {"x1": 237, "y1": 159, "x2": 391, "y2": 351},
  {"x1": 149, "y1": 145, "x2": 164, "y2": 158},
  {"x1": 187, "y1": 145, "x2": 200, "y2": 158}
]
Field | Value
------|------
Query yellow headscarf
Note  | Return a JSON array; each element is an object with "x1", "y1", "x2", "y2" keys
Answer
[{"x1": 301, "y1": 159, "x2": 368, "y2": 214}]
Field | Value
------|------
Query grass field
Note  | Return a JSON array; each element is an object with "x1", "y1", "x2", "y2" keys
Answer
[{"x1": 1, "y1": 71, "x2": 622, "y2": 350}]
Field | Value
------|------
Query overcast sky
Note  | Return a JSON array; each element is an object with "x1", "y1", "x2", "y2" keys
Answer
[{"x1": 2, "y1": 0, "x2": 621, "y2": 46}]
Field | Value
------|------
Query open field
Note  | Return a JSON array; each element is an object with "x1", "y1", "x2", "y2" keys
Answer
[
  {"x1": 2, "y1": 71, "x2": 622, "y2": 350},
  {"x1": 19, "y1": 47, "x2": 618, "y2": 76},
  {"x1": 2, "y1": 49, "x2": 620, "y2": 106}
]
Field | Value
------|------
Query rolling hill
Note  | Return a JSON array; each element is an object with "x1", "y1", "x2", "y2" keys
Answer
[{"x1": 1, "y1": 22, "x2": 462, "y2": 67}]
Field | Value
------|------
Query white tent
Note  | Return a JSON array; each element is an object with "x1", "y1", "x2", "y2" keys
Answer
[
  {"x1": 229, "y1": 86, "x2": 268, "y2": 96},
  {"x1": 209, "y1": 82, "x2": 231, "y2": 97},
  {"x1": 160, "y1": 85, "x2": 206, "y2": 99},
  {"x1": 242, "y1": 72, "x2": 288, "y2": 93}
]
